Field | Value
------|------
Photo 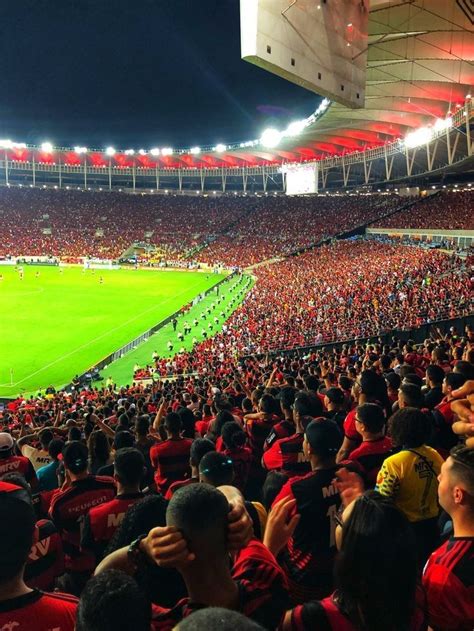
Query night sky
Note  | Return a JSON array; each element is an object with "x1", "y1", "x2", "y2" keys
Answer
[{"x1": 0, "y1": 0, "x2": 318, "y2": 149}]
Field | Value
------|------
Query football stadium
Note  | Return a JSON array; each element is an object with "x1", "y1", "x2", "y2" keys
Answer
[{"x1": 0, "y1": 1, "x2": 473, "y2": 629}]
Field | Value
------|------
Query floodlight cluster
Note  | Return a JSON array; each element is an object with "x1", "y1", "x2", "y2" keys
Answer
[
  {"x1": 0, "y1": 139, "x2": 26, "y2": 149},
  {"x1": 402, "y1": 117, "x2": 453, "y2": 149},
  {"x1": 0, "y1": 99, "x2": 331, "y2": 158},
  {"x1": 259, "y1": 98, "x2": 331, "y2": 148}
]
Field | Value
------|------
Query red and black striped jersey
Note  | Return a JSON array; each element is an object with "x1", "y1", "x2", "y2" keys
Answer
[
  {"x1": 273, "y1": 467, "x2": 341, "y2": 604},
  {"x1": 347, "y1": 437, "x2": 393, "y2": 486},
  {"x1": 0, "y1": 454, "x2": 37, "y2": 486},
  {"x1": 288, "y1": 591, "x2": 427, "y2": 631},
  {"x1": 423, "y1": 536, "x2": 474, "y2": 631},
  {"x1": 262, "y1": 433, "x2": 311, "y2": 478},
  {"x1": 0, "y1": 589, "x2": 77, "y2": 631},
  {"x1": 49, "y1": 475, "x2": 116, "y2": 572},
  {"x1": 245, "y1": 417, "x2": 275, "y2": 480},
  {"x1": 25, "y1": 519, "x2": 64, "y2": 591},
  {"x1": 81, "y1": 492, "x2": 145, "y2": 560},
  {"x1": 264, "y1": 419, "x2": 295, "y2": 451},
  {"x1": 151, "y1": 539, "x2": 288, "y2": 631},
  {"x1": 150, "y1": 438, "x2": 193, "y2": 494}
]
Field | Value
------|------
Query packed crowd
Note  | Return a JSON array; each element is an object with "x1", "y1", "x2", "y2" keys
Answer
[
  {"x1": 1, "y1": 329, "x2": 474, "y2": 630},
  {"x1": 0, "y1": 187, "x2": 406, "y2": 266},
  {"x1": 197, "y1": 194, "x2": 402, "y2": 267},
  {"x1": 373, "y1": 190, "x2": 474, "y2": 231},
  {"x1": 153, "y1": 238, "x2": 472, "y2": 378},
  {"x1": 0, "y1": 188, "x2": 254, "y2": 260}
]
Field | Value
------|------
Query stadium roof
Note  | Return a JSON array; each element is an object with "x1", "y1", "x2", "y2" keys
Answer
[
  {"x1": 166, "y1": 0, "x2": 473, "y2": 168},
  {"x1": 220, "y1": 0, "x2": 474, "y2": 168}
]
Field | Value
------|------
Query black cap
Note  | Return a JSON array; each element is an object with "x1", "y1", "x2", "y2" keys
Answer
[{"x1": 305, "y1": 419, "x2": 341, "y2": 457}]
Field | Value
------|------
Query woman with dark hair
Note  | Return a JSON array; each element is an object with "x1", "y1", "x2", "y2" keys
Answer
[
  {"x1": 88, "y1": 430, "x2": 112, "y2": 474},
  {"x1": 376, "y1": 406, "x2": 444, "y2": 565},
  {"x1": 221, "y1": 421, "x2": 252, "y2": 492},
  {"x1": 277, "y1": 491, "x2": 424, "y2": 631}
]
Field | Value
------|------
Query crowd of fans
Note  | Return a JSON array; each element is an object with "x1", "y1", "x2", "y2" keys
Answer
[
  {"x1": 1, "y1": 329, "x2": 473, "y2": 630},
  {"x1": 0, "y1": 188, "x2": 255, "y2": 261},
  {"x1": 0, "y1": 188, "x2": 406, "y2": 267},
  {"x1": 197, "y1": 194, "x2": 402, "y2": 267},
  {"x1": 372, "y1": 190, "x2": 474, "y2": 231},
  {"x1": 152, "y1": 238, "x2": 472, "y2": 378}
]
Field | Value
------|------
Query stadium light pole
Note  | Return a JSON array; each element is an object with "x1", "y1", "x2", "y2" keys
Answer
[
  {"x1": 106, "y1": 147, "x2": 115, "y2": 190},
  {"x1": 3, "y1": 148, "x2": 8, "y2": 186}
]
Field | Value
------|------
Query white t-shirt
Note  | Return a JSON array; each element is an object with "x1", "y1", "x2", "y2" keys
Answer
[{"x1": 21, "y1": 445, "x2": 52, "y2": 471}]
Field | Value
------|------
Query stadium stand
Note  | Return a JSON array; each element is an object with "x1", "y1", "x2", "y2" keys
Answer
[
  {"x1": 0, "y1": 188, "x2": 255, "y2": 261},
  {"x1": 372, "y1": 190, "x2": 474, "y2": 231},
  {"x1": 196, "y1": 194, "x2": 402, "y2": 267},
  {"x1": 0, "y1": 187, "x2": 405, "y2": 265}
]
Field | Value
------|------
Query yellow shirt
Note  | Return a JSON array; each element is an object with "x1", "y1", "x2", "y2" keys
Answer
[{"x1": 375, "y1": 445, "x2": 444, "y2": 522}]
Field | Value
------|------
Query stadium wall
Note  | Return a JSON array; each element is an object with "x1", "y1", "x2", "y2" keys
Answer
[{"x1": 253, "y1": 314, "x2": 474, "y2": 360}]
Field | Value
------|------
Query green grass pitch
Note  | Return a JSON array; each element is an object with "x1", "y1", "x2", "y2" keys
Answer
[{"x1": 0, "y1": 265, "x2": 227, "y2": 398}]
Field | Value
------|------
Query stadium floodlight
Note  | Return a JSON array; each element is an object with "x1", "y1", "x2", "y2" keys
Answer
[
  {"x1": 403, "y1": 127, "x2": 432, "y2": 149},
  {"x1": 260, "y1": 128, "x2": 281, "y2": 148},
  {"x1": 190, "y1": 146, "x2": 201, "y2": 155},
  {"x1": 124, "y1": 149, "x2": 135, "y2": 155},
  {"x1": 150, "y1": 148, "x2": 160, "y2": 156},
  {"x1": 161, "y1": 148, "x2": 173, "y2": 156},
  {"x1": 0, "y1": 139, "x2": 13, "y2": 149},
  {"x1": 41, "y1": 142, "x2": 54, "y2": 153},
  {"x1": 285, "y1": 120, "x2": 306, "y2": 136},
  {"x1": 214, "y1": 143, "x2": 226, "y2": 153},
  {"x1": 74, "y1": 146, "x2": 88, "y2": 154},
  {"x1": 433, "y1": 117, "x2": 452, "y2": 132},
  {"x1": 138, "y1": 149, "x2": 147, "y2": 155},
  {"x1": 105, "y1": 146, "x2": 116, "y2": 156}
]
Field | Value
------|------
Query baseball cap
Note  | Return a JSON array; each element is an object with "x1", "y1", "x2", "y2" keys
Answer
[
  {"x1": 0, "y1": 433, "x2": 14, "y2": 452},
  {"x1": 305, "y1": 419, "x2": 341, "y2": 457}
]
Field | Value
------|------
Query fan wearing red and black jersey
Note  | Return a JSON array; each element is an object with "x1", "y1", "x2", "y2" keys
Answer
[
  {"x1": 346, "y1": 403, "x2": 392, "y2": 486},
  {"x1": 0, "y1": 433, "x2": 37, "y2": 488},
  {"x1": 81, "y1": 448, "x2": 146, "y2": 561},
  {"x1": 272, "y1": 419, "x2": 343, "y2": 604},
  {"x1": 0, "y1": 481, "x2": 77, "y2": 631},
  {"x1": 48, "y1": 441, "x2": 115, "y2": 588},
  {"x1": 423, "y1": 444, "x2": 474, "y2": 631},
  {"x1": 111, "y1": 483, "x2": 289, "y2": 630}
]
